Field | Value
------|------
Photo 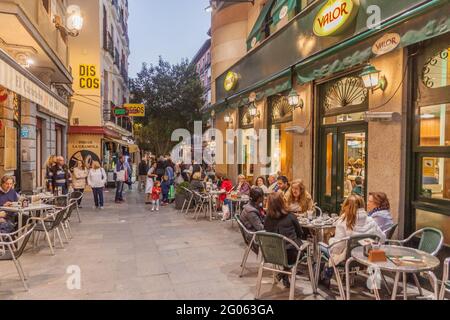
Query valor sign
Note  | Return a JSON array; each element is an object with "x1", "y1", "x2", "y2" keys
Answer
[
  {"x1": 313, "y1": 0, "x2": 359, "y2": 37},
  {"x1": 372, "y1": 33, "x2": 401, "y2": 56}
]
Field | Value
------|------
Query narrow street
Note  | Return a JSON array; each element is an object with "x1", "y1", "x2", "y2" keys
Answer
[{"x1": 0, "y1": 188, "x2": 317, "y2": 300}]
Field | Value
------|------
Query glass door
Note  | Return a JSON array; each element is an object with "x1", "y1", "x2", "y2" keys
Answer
[{"x1": 319, "y1": 124, "x2": 367, "y2": 214}]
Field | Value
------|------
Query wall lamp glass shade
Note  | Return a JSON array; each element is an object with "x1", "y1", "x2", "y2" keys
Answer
[
  {"x1": 248, "y1": 103, "x2": 260, "y2": 118},
  {"x1": 360, "y1": 64, "x2": 387, "y2": 91},
  {"x1": 224, "y1": 114, "x2": 232, "y2": 124},
  {"x1": 67, "y1": 14, "x2": 84, "y2": 31},
  {"x1": 288, "y1": 89, "x2": 304, "y2": 109}
]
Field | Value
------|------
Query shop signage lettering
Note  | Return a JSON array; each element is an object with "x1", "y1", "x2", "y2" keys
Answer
[
  {"x1": 313, "y1": 0, "x2": 359, "y2": 37},
  {"x1": 72, "y1": 140, "x2": 100, "y2": 150},
  {"x1": 124, "y1": 104, "x2": 145, "y2": 117},
  {"x1": 79, "y1": 64, "x2": 100, "y2": 89},
  {"x1": 224, "y1": 71, "x2": 239, "y2": 92},
  {"x1": 0, "y1": 59, "x2": 68, "y2": 119},
  {"x1": 113, "y1": 107, "x2": 128, "y2": 117},
  {"x1": 372, "y1": 33, "x2": 401, "y2": 56},
  {"x1": 21, "y1": 127, "x2": 30, "y2": 139}
]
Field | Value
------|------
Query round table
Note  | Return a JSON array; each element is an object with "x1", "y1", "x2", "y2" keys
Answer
[
  {"x1": 299, "y1": 221, "x2": 337, "y2": 286},
  {"x1": 345, "y1": 245, "x2": 440, "y2": 300}
]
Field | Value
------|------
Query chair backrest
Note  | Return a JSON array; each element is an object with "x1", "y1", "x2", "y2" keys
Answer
[
  {"x1": 346, "y1": 234, "x2": 381, "y2": 260},
  {"x1": 235, "y1": 214, "x2": 254, "y2": 247},
  {"x1": 0, "y1": 222, "x2": 36, "y2": 259},
  {"x1": 384, "y1": 224, "x2": 398, "y2": 240},
  {"x1": 53, "y1": 195, "x2": 69, "y2": 207},
  {"x1": 49, "y1": 207, "x2": 69, "y2": 230},
  {"x1": 62, "y1": 202, "x2": 77, "y2": 223},
  {"x1": 417, "y1": 228, "x2": 443, "y2": 256},
  {"x1": 70, "y1": 191, "x2": 83, "y2": 201},
  {"x1": 255, "y1": 232, "x2": 289, "y2": 268}
]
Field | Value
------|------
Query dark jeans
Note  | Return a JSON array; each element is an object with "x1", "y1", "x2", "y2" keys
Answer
[
  {"x1": 115, "y1": 181, "x2": 124, "y2": 201},
  {"x1": 74, "y1": 188, "x2": 84, "y2": 205},
  {"x1": 92, "y1": 188, "x2": 104, "y2": 208},
  {"x1": 162, "y1": 192, "x2": 169, "y2": 203}
]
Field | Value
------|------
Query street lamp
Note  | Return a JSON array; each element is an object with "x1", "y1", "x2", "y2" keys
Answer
[
  {"x1": 224, "y1": 112, "x2": 233, "y2": 127},
  {"x1": 54, "y1": 5, "x2": 84, "y2": 37},
  {"x1": 360, "y1": 64, "x2": 387, "y2": 92},
  {"x1": 287, "y1": 88, "x2": 304, "y2": 109}
]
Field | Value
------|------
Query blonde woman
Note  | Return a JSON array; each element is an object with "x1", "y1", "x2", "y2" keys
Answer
[
  {"x1": 286, "y1": 179, "x2": 314, "y2": 216},
  {"x1": 88, "y1": 161, "x2": 107, "y2": 209},
  {"x1": 45, "y1": 155, "x2": 57, "y2": 191},
  {"x1": 72, "y1": 160, "x2": 88, "y2": 207}
]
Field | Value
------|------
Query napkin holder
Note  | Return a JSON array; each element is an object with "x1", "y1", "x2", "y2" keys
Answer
[{"x1": 368, "y1": 250, "x2": 387, "y2": 263}]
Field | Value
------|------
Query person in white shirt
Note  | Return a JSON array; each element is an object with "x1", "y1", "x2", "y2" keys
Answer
[{"x1": 88, "y1": 161, "x2": 107, "y2": 209}]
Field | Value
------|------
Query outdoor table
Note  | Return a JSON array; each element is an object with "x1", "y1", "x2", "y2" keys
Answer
[
  {"x1": 204, "y1": 190, "x2": 226, "y2": 221},
  {"x1": 0, "y1": 204, "x2": 56, "y2": 231},
  {"x1": 345, "y1": 245, "x2": 440, "y2": 300},
  {"x1": 227, "y1": 197, "x2": 250, "y2": 227},
  {"x1": 299, "y1": 220, "x2": 337, "y2": 286}
]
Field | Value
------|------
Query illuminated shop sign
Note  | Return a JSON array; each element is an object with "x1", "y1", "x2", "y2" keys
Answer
[{"x1": 313, "y1": 0, "x2": 359, "y2": 37}]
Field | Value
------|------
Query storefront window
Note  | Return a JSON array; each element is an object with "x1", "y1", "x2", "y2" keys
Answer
[
  {"x1": 420, "y1": 156, "x2": 450, "y2": 202},
  {"x1": 416, "y1": 209, "x2": 450, "y2": 245},
  {"x1": 419, "y1": 104, "x2": 450, "y2": 147},
  {"x1": 325, "y1": 133, "x2": 332, "y2": 197},
  {"x1": 343, "y1": 133, "x2": 366, "y2": 198},
  {"x1": 422, "y1": 47, "x2": 449, "y2": 89}
]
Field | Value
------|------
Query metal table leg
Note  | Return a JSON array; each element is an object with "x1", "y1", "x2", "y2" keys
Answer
[
  {"x1": 391, "y1": 272, "x2": 400, "y2": 300},
  {"x1": 345, "y1": 257, "x2": 355, "y2": 300}
]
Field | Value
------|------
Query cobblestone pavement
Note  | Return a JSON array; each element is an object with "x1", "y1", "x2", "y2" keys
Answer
[{"x1": 0, "y1": 187, "x2": 425, "y2": 300}]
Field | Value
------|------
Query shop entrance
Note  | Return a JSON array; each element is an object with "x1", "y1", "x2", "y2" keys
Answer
[
  {"x1": 316, "y1": 73, "x2": 369, "y2": 214},
  {"x1": 319, "y1": 124, "x2": 367, "y2": 214}
]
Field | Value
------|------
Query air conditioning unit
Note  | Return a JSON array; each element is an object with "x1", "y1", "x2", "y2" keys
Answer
[
  {"x1": 284, "y1": 126, "x2": 306, "y2": 135},
  {"x1": 363, "y1": 112, "x2": 401, "y2": 122}
]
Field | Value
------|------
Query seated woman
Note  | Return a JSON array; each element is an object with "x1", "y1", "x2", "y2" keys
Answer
[
  {"x1": 367, "y1": 192, "x2": 394, "y2": 232},
  {"x1": 286, "y1": 179, "x2": 314, "y2": 216},
  {"x1": 253, "y1": 176, "x2": 269, "y2": 194},
  {"x1": 0, "y1": 176, "x2": 19, "y2": 234},
  {"x1": 236, "y1": 174, "x2": 251, "y2": 196},
  {"x1": 240, "y1": 187, "x2": 265, "y2": 233},
  {"x1": 189, "y1": 172, "x2": 204, "y2": 193},
  {"x1": 264, "y1": 192, "x2": 303, "y2": 288}
]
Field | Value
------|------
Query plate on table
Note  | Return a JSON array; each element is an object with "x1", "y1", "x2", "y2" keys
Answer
[{"x1": 298, "y1": 218, "x2": 310, "y2": 225}]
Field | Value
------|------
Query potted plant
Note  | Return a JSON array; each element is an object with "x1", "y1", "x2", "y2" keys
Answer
[{"x1": 175, "y1": 181, "x2": 191, "y2": 210}]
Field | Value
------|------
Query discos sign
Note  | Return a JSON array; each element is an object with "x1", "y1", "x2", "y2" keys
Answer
[{"x1": 313, "y1": 0, "x2": 359, "y2": 37}]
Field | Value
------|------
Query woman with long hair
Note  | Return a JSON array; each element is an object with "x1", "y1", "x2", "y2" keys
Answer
[
  {"x1": 72, "y1": 160, "x2": 88, "y2": 207},
  {"x1": 253, "y1": 176, "x2": 268, "y2": 194},
  {"x1": 286, "y1": 179, "x2": 314, "y2": 216},
  {"x1": 264, "y1": 192, "x2": 303, "y2": 288},
  {"x1": 45, "y1": 155, "x2": 57, "y2": 192}
]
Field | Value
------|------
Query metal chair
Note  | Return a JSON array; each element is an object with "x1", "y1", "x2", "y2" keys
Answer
[
  {"x1": 255, "y1": 231, "x2": 316, "y2": 300},
  {"x1": 319, "y1": 234, "x2": 381, "y2": 300},
  {"x1": 235, "y1": 214, "x2": 260, "y2": 277},
  {"x1": 387, "y1": 227, "x2": 444, "y2": 298},
  {"x1": 384, "y1": 223, "x2": 398, "y2": 240},
  {"x1": 0, "y1": 222, "x2": 36, "y2": 290},
  {"x1": 439, "y1": 257, "x2": 450, "y2": 300},
  {"x1": 181, "y1": 187, "x2": 195, "y2": 215},
  {"x1": 60, "y1": 202, "x2": 77, "y2": 242},
  {"x1": 29, "y1": 206, "x2": 68, "y2": 255},
  {"x1": 192, "y1": 191, "x2": 211, "y2": 221},
  {"x1": 69, "y1": 191, "x2": 83, "y2": 223}
]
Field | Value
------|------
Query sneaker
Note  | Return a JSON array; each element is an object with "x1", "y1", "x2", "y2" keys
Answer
[
  {"x1": 151, "y1": 208, "x2": 155, "y2": 211},
  {"x1": 156, "y1": 208, "x2": 159, "y2": 211},
  {"x1": 99, "y1": 207, "x2": 104, "y2": 210}
]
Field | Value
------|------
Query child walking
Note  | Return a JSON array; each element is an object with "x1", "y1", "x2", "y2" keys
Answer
[{"x1": 151, "y1": 180, "x2": 162, "y2": 211}]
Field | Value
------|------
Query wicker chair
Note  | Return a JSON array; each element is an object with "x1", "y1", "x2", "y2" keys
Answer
[
  {"x1": 255, "y1": 231, "x2": 316, "y2": 300},
  {"x1": 387, "y1": 227, "x2": 443, "y2": 298},
  {"x1": 439, "y1": 258, "x2": 450, "y2": 300},
  {"x1": 319, "y1": 234, "x2": 381, "y2": 300},
  {"x1": 0, "y1": 222, "x2": 36, "y2": 290}
]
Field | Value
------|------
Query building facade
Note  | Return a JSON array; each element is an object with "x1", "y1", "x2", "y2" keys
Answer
[
  {"x1": 209, "y1": 0, "x2": 450, "y2": 247},
  {"x1": 0, "y1": 0, "x2": 74, "y2": 192},
  {"x1": 68, "y1": 0, "x2": 134, "y2": 183},
  {"x1": 193, "y1": 37, "x2": 212, "y2": 111}
]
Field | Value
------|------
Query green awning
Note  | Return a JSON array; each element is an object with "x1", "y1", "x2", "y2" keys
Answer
[
  {"x1": 246, "y1": 0, "x2": 275, "y2": 50},
  {"x1": 271, "y1": 0, "x2": 298, "y2": 25}
]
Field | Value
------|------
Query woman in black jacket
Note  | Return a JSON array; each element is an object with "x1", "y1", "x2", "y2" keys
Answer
[{"x1": 264, "y1": 192, "x2": 303, "y2": 288}]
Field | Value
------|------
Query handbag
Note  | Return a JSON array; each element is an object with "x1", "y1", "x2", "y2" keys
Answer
[{"x1": 168, "y1": 185, "x2": 175, "y2": 200}]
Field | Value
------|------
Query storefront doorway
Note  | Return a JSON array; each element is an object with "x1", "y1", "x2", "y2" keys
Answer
[{"x1": 316, "y1": 73, "x2": 369, "y2": 214}]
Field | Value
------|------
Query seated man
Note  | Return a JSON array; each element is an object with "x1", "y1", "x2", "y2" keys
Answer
[{"x1": 0, "y1": 175, "x2": 19, "y2": 234}]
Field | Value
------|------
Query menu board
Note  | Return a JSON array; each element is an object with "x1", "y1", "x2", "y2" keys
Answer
[{"x1": 4, "y1": 127, "x2": 17, "y2": 171}]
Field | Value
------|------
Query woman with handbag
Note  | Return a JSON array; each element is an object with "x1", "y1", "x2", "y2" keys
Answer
[{"x1": 88, "y1": 161, "x2": 107, "y2": 210}]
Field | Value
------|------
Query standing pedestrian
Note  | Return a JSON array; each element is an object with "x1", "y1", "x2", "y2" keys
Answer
[
  {"x1": 156, "y1": 156, "x2": 165, "y2": 181},
  {"x1": 51, "y1": 156, "x2": 71, "y2": 195},
  {"x1": 126, "y1": 158, "x2": 134, "y2": 191},
  {"x1": 88, "y1": 161, "x2": 107, "y2": 209},
  {"x1": 145, "y1": 162, "x2": 157, "y2": 204},
  {"x1": 45, "y1": 155, "x2": 57, "y2": 192},
  {"x1": 151, "y1": 180, "x2": 162, "y2": 211},
  {"x1": 161, "y1": 175, "x2": 170, "y2": 206},
  {"x1": 114, "y1": 155, "x2": 127, "y2": 203},
  {"x1": 72, "y1": 160, "x2": 88, "y2": 208},
  {"x1": 138, "y1": 158, "x2": 149, "y2": 192}
]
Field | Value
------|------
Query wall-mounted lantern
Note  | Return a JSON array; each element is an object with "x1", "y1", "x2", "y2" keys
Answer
[
  {"x1": 360, "y1": 64, "x2": 388, "y2": 92},
  {"x1": 54, "y1": 5, "x2": 84, "y2": 37},
  {"x1": 287, "y1": 88, "x2": 304, "y2": 109}
]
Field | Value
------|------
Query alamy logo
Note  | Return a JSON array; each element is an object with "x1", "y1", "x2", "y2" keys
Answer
[{"x1": 66, "y1": 265, "x2": 81, "y2": 290}]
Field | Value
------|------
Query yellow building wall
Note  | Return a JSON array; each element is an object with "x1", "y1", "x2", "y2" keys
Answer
[{"x1": 68, "y1": 0, "x2": 102, "y2": 127}]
